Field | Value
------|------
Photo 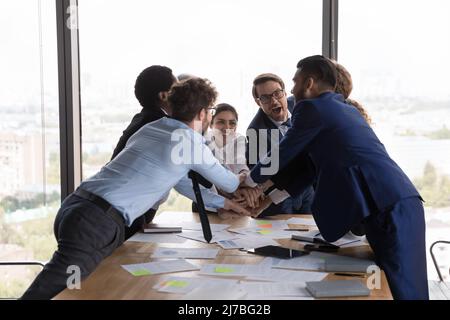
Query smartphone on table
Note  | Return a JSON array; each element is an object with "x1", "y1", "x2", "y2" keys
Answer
[{"x1": 244, "y1": 245, "x2": 308, "y2": 259}]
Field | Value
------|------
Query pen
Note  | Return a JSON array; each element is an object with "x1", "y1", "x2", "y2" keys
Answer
[
  {"x1": 334, "y1": 272, "x2": 365, "y2": 278},
  {"x1": 285, "y1": 228, "x2": 309, "y2": 232}
]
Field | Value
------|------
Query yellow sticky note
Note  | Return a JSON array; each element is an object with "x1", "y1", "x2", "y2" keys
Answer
[
  {"x1": 258, "y1": 230, "x2": 272, "y2": 235},
  {"x1": 214, "y1": 266, "x2": 234, "y2": 273},
  {"x1": 165, "y1": 280, "x2": 188, "y2": 288},
  {"x1": 131, "y1": 269, "x2": 152, "y2": 276}
]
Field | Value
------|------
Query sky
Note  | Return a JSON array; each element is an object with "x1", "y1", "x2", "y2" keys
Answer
[{"x1": 0, "y1": 0, "x2": 449, "y2": 132}]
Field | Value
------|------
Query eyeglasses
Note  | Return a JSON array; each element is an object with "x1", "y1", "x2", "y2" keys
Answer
[
  {"x1": 257, "y1": 89, "x2": 285, "y2": 104},
  {"x1": 206, "y1": 107, "x2": 217, "y2": 116}
]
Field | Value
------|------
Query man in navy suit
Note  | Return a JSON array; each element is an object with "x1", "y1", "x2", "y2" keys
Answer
[
  {"x1": 245, "y1": 73, "x2": 314, "y2": 217},
  {"x1": 247, "y1": 55, "x2": 428, "y2": 300}
]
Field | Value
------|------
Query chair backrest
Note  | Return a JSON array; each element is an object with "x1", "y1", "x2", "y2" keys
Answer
[
  {"x1": 0, "y1": 261, "x2": 45, "y2": 299},
  {"x1": 430, "y1": 240, "x2": 450, "y2": 282}
]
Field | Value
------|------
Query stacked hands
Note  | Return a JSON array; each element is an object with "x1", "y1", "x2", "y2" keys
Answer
[{"x1": 218, "y1": 172, "x2": 273, "y2": 220}]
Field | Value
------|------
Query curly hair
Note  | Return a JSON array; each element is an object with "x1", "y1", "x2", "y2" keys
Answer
[
  {"x1": 334, "y1": 61, "x2": 372, "y2": 125},
  {"x1": 169, "y1": 78, "x2": 218, "y2": 123}
]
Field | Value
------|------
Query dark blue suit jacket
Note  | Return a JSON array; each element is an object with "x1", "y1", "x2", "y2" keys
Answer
[
  {"x1": 250, "y1": 92, "x2": 420, "y2": 241},
  {"x1": 246, "y1": 99, "x2": 314, "y2": 217}
]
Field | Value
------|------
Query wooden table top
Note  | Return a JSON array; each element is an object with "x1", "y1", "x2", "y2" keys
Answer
[{"x1": 54, "y1": 212, "x2": 392, "y2": 300}]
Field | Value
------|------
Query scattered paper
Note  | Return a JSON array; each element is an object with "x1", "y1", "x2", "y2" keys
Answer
[
  {"x1": 151, "y1": 247, "x2": 219, "y2": 259},
  {"x1": 292, "y1": 231, "x2": 368, "y2": 248},
  {"x1": 245, "y1": 268, "x2": 328, "y2": 283},
  {"x1": 122, "y1": 259, "x2": 199, "y2": 276},
  {"x1": 180, "y1": 221, "x2": 230, "y2": 232},
  {"x1": 154, "y1": 276, "x2": 238, "y2": 294},
  {"x1": 266, "y1": 252, "x2": 375, "y2": 273},
  {"x1": 216, "y1": 236, "x2": 279, "y2": 249},
  {"x1": 247, "y1": 219, "x2": 289, "y2": 229},
  {"x1": 177, "y1": 230, "x2": 238, "y2": 243},
  {"x1": 239, "y1": 281, "x2": 311, "y2": 297},
  {"x1": 127, "y1": 232, "x2": 186, "y2": 244},
  {"x1": 264, "y1": 253, "x2": 327, "y2": 271},
  {"x1": 182, "y1": 285, "x2": 247, "y2": 300},
  {"x1": 228, "y1": 227, "x2": 294, "y2": 239},
  {"x1": 286, "y1": 217, "x2": 317, "y2": 226},
  {"x1": 199, "y1": 263, "x2": 271, "y2": 277}
]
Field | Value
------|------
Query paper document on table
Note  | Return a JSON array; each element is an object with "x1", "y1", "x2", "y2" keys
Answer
[
  {"x1": 266, "y1": 252, "x2": 375, "y2": 273},
  {"x1": 151, "y1": 247, "x2": 219, "y2": 259},
  {"x1": 177, "y1": 230, "x2": 238, "y2": 243},
  {"x1": 199, "y1": 263, "x2": 271, "y2": 277},
  {"x1": 286, "y1": 217, "x2": 317, "y2": 226},
  {"x1": 228, "y1": 227, "x2": 294, "y2": 239},
  {"x1": 264, "y1": 252, "x2": 327, "y2": 271},
  {"x1": 291, "y1": 231, "x2": 367, "y2": 248},
  {"x1": 180, "y1": 221, "x2": 230, "y2": 232},
  {"x1": 154, "y1": 276, "x2": 238, "y2": 294},
  {"x1": 127, "y1": 232, "x2": 187, "y2": 243},
  {"x1": 316, "y1": 232, "x2": 367, "y2": 247},
  {"x1": 216, "y1": 236, "x2": 278, "y2": 249},
  {"x1": 247, "y1": 219, "x2": 289, "y2": 229},
  {"x1": 239, "y1": 281, "x2": 311, "y2": 297},
  {"x1": 121, "y1": 259, "x2": 199, "y2": 276},
  {"x1": 245, "y1": 268, "x2": 328, "y2": 283},
  {"x1": 182, "y1": 285, "x2": 247, "y2": 300}
]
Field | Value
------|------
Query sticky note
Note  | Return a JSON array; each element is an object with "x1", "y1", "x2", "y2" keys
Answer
[
  {"x1": 131, "y1": 269, "x2": 152, "y2": 276},
  {"x1": 214, "y1": 266, "x2": 234, "y2": 273},
  {"x1": 256, "y1": 221, "x2": 273, "y2": 228},
  {"x1": 165, "y1": 280, "x2": 189, "y2": 288},
  {"x1": 257, "y1": 230, "x2": 272, "y2": 235}
]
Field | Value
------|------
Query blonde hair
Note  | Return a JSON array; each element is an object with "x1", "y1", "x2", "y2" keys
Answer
[{"x1": 333, "y1": 61, "x2": 372, "y2": 125}]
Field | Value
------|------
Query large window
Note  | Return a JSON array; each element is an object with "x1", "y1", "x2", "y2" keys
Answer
[
  {"x1": 339, "y1": 0, "x2": 450, "y2": 281},
  {"x1": 78, "y1": 0, "x2": 322, "y2": 210},
  {"x1": 0, "y1": 0, "x2": 60, "y2": 297}
]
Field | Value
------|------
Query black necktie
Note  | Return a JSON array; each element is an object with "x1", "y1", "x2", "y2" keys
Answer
[{"x1": 188, "y1": 170, "x2": 212, "y2": 243}]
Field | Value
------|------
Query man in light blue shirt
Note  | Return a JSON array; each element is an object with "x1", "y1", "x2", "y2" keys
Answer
[{"x1": 22, "y1": 77, "x2": 249, "y2": 300}]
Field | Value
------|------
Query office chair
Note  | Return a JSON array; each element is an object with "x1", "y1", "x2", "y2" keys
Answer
[
  {"x1": 430, "y1": 240, "x2": 450, "y2": 282},
  {"x1": 0, "y1": 261, "x2": 45, "y2": 299}
]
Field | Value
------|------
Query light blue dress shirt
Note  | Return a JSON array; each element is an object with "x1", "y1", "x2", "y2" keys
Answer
[{"x1": 79, "y1": 117, "x2": 239, "y2": 226}]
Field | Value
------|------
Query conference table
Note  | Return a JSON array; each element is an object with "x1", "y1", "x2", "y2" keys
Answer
[{"x1": 54, "y1": 211, "x2": 392, "y2": 300}]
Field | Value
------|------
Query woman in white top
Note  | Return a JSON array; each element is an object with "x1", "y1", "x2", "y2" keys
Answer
[
  {"x1": 207, "y1": 103, "x2": 249, "y2": 176},
  {"x1": 193, "y1": 103, "x2": 260, "y2": 216}
]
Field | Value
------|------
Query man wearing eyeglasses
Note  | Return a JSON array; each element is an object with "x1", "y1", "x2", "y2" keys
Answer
[{"x1": 244, "y1": 73, "x2": 314, "y2": 217}]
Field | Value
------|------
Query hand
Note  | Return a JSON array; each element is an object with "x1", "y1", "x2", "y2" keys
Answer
[
  {"x1": 249, "y1": 196, "x2": 273, "y2": 218},
  {"x1": 233, "y1": 187, "x2": 264, "y2": 208},
  {"x1": 238, "y1": 172, "x2": 247, "y2": 185},
  {"x1": 223, "y1": 198, "x2": 252, "y2": 216}
]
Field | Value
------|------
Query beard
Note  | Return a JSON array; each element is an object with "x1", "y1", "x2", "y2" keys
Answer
[{"x1": 295, "y1": 86, "x2": 308, "y2": 101}]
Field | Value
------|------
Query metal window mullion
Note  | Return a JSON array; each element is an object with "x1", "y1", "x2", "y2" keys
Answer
[
  {"x1": 56, "y1": 0, "x2": 82, "y2": 200},
  {"x1": 322, "y1": 0, "x2": 339, "y2": 60}
]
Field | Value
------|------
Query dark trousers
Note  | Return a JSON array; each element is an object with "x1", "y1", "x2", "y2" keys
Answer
[
  {"x1": 21, "y1": 193, "x2": 125, "y2": 300},
  {"x1": 364, "y1": 196, "x2": 429, "y2": 300}
]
